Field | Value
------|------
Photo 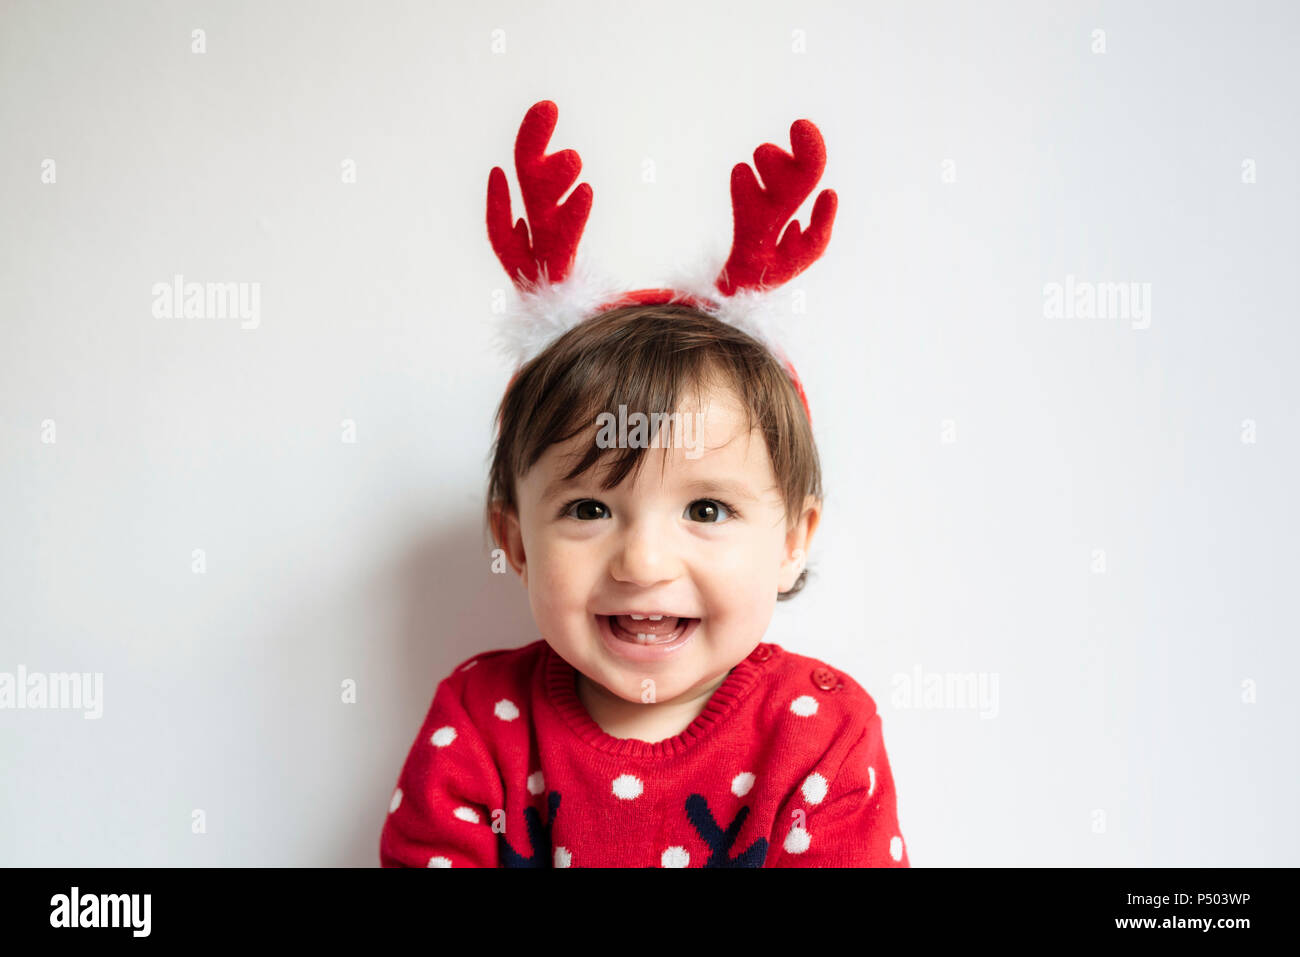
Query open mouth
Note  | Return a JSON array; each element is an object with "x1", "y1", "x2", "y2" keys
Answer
[{"x1": 601, "y1": 614, "x2": 700, "y2": 645}]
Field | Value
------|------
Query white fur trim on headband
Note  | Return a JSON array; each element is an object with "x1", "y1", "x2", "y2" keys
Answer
[
  {"x1": 661, "y1": 248, "x2": 796, "y2": 363},
  {"x1": 494, "y1": 246, "x2": 798, "y2": 370},
  {"x1": 492, "y1": 248, "x2": 627, "y2": 369}
]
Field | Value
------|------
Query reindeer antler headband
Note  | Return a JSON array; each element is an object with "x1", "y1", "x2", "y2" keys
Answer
[{"x1": 487, "y1": 99, "x2": 836, "y2": 424}]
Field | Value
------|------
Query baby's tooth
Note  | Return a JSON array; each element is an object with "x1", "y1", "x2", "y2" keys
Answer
[
  {"x1": 649, "y1": 615, "x2": 663, "y2": 621},
  {"x1": 630, "y1": 614, "x2": 645, "y2": 620}
]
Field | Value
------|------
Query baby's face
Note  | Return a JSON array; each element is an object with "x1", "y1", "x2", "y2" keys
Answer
[{"x1": 501, "y1": 383, "x2": 810, "y2": 708}]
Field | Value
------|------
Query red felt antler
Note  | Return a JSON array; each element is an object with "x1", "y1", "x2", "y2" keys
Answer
[
  {"x1": 487, "y1": 100, "x2": 593, "y2": 288},
  {"x1": 715, "y1": 119, "x2": 837, "y2": 296}
]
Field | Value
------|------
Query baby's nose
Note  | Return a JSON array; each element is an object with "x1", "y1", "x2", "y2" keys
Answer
[{"x1": 610, "y1": 525, "x2": 681, "y2": 587}]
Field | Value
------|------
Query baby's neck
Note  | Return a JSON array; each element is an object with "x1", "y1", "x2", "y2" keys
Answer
[{"x1": 577, "y1": 670, "x2": 731, "y2": 744}]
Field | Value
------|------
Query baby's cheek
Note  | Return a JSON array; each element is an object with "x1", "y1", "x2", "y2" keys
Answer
[
  {"x1": 527, "y1": 545, "x2": 587, "y2": 618},
  {"x1": 727, "y1": 528, "x2": 787, "y2": 589},
  {"x1": 704, "y1": 541, "x2": 782, "y2": 621}
]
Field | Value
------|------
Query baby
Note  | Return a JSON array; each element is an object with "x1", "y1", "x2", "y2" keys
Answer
[{"x1": 378, "y1": 101, "x2": 908, "y2": 868}]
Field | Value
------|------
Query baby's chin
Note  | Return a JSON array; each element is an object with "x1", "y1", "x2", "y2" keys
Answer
[
  {"x1": 583, "y1": 639, "x2": 740, "y2": 702},
  {"x1": 580, "y1": 666, "x2": 710, "y2": 711}
]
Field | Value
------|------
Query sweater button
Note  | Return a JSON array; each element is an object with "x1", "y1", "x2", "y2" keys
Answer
[
  {"x1": 811, "y1": 666, "x2": 842, "y2": 691},
  {"x1": 752, "y1": 644, "x2": 773, "y2": 662}
]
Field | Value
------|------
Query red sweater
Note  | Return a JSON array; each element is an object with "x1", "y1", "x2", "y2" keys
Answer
[{"x1": 379, "y1": 639, "x2": 910, "y2": 868}]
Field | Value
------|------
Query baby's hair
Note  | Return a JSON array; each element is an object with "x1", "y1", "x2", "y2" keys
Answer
[{"x1": 485, "y1": 303, "x2": 823, "y2": 599}]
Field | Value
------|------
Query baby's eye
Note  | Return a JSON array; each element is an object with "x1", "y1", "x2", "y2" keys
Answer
[
  {"x1": 565, "y1": 499, "x2": 610, "y2": 521},
  {"x1": 685, "y1": 499, "x2": 732, "y2": 524}
]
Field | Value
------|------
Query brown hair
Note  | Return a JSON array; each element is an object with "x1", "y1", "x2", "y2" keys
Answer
[{"x1": 485, "y1": 303, "x2": 823, "y2": 599}]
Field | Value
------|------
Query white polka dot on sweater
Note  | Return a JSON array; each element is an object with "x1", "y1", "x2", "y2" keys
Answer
[
  {"x1": 554, "y1": 847, "x2": 572, "y2": 867},
  {"x1": 459, "y1": 660, "x2": 478, "y2": 671},
  {"x1": 790, "y1": 695, "x2": 819, "y2": 716},
  {"x1": 784, "y1": 825, "x2": 811, "y2": 854},
  {"x1": 527, "y1": 771, "x2": 545, "y2": 794},
  {"x1": 802, "y1": 773, "x2": 828, "y2": 804},
  {"x1": 430, "y1": 726, "x2": 456, "y2": 747},
  {"x1": 661, "y1": 846, "x2": 690, "y2": 867},
  {"x1": 731, "y1": 772, "x2": 755, "y2": 797},
  {"x1": 494, "y1": 699, "x2": 520, "y2": 721},
  {"x1": 612, "y1": 774, "x2": 643, "y2": 799},
  {"x1": 427, "y1": 856, "x2": 452, "y2": 867},
  {"x1": 452, "y1": 806, "x2": 480, "y2": 824},
  {"x1": 890, "y1": 835, "x2": 903, "y2": 861},
  {"x1": 868, "y1": 766, "x2": 876, "y2": 797},
  {"x1": 389, "y1": 788, "x2": 402, "y2": 813}
]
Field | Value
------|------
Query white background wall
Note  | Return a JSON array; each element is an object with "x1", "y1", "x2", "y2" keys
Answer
[{"x1": 2, "y1": 0, "x2": 1296, "y2": 866}]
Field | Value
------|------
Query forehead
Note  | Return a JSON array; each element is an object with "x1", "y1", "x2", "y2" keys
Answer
[{"x1": 527, "y1": 384, "x2": 773, "y2": 501}]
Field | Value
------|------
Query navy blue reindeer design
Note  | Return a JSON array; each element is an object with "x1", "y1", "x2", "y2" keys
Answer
[
  {"x1": 500, "y1": 791, "x2": 561, "y2": 867},
  {"x1": 685, "y1": 794, "x2": 768, "y2": 867}
]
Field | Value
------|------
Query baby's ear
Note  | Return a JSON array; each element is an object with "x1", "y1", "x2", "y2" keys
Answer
[
  {"x1": 780, "y1": 495, "x2": 821, "y2": 589},
  {"x1": 492, "y1": 504, "x2": 528, "y2": 584},
  {"x1": 789, "y1": 495, "x2": 822, "y2": 550},
  {"x1": 779, "y1": 550, "x2": 805, "y2": 594}
]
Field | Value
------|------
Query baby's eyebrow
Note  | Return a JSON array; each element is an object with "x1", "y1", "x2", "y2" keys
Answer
[
  {"x1": 542, "y1": 476, "x2": 763, "y2": 503},
  {"x1": 541, "y1": 476, "x2": 579, "y2": 504},
  {"x1": 679, "y1": 478, "x2": 762, "y2": 501}
]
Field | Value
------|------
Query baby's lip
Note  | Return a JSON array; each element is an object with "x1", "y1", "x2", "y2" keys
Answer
[{"x1": 599, "y1": 612, "x2": 701, "y2": 621}]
